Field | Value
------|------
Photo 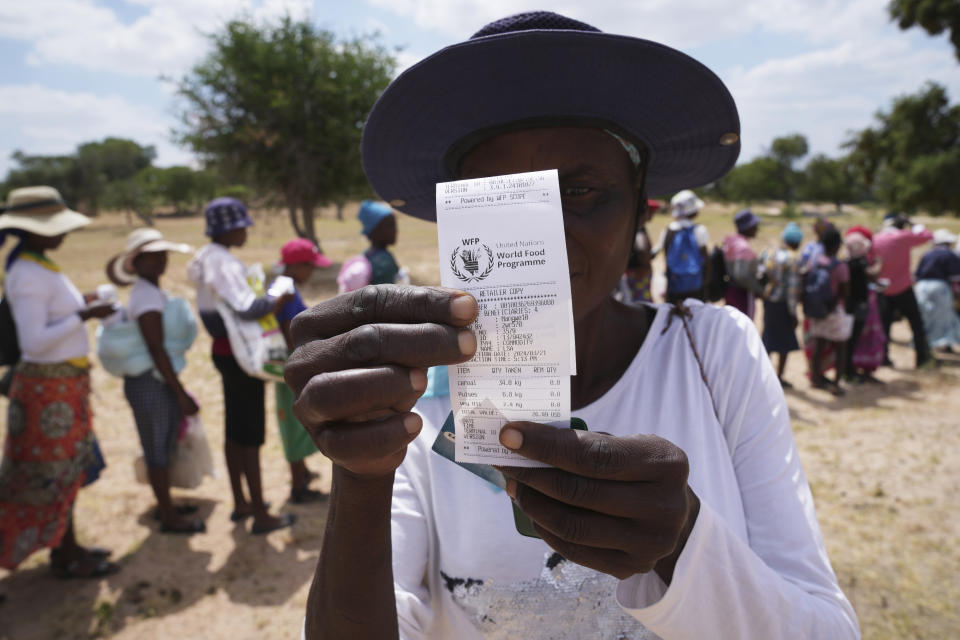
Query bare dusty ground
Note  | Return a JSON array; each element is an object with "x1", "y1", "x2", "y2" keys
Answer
[{"x1": 1, "y1": 206, "x2": 958, "y2": 639}]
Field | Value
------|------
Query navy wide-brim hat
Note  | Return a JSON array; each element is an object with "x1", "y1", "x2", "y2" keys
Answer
[{"x1": 361, "y1": 11, "x2": 741, "y2": 222}]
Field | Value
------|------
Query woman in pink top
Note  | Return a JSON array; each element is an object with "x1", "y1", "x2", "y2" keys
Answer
[
  {"x1": 722, "y1": 209, "x2": 762, "y2": 319},
  {"x1": 872, "y1": 214, "x2": 933, "y2": 368}
]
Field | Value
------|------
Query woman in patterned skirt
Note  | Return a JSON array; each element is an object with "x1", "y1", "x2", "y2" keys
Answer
[{"x1": 0, "y1": 186, "x2": 118, "y2": 577}]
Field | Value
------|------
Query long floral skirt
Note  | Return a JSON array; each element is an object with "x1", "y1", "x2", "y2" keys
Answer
[
  {"x1": 852, "y1": 290, "x2": 886, "y2": 372},
  {"x1": 0, "y1": 362, "x2": 105, "y2": 569}
]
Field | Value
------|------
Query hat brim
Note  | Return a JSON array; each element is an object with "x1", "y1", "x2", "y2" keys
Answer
[
  {"x1": 107, "y1": 240, "x2": 193, "y2": 286},
  {"x1": 362, "y1": 30, "x2": 741, "y2": 221},
  {"x1": 314, "y1": 253, "x2": 333, "y2": 268},
  {"x1": 106, "y1": 254, "x2": 137, "y2": 286},
  {"x1": 0, "y1": 208, "x2": 91, "y2": 236}
]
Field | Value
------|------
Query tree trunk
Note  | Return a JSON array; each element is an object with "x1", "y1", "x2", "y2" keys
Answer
[
  {"x1": 134, "y1": 209, "x2": 154, "y2": 226},
  {"x1": 300, "y1": 202, "x2": 317, "y2": 246},
  {"x1": 336, "y1": 202, "x2": 344, "y2": 221},
  {"x1": 288, "y1": 201, "x2": 306, "y2": 238}
]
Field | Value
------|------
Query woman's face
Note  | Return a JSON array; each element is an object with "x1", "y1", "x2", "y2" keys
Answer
[
  {"x1": 285, "y1": 261, "x2": 314, "y2": 285},
  {"x1": 369, "y1": 214, "x2": 398, "y2": 247},
  {"x1": 459, "y1": 127, "x2": 642, "y2": 320},
  {"x1": 133, "y1": 251, "x2": 168, "y2": 279},
  {"x1": 24, "y1": 232, "x2": 66, "y2": 251}
]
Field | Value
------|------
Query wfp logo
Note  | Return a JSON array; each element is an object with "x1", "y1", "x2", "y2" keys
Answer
[{"x1": 451, "y1": 238, "x2": 494, "y2": 283}]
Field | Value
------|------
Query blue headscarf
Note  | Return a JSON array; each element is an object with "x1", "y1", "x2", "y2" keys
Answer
[
  {"x1": 781, "y1": 222, "x2": 803, "y2": 246},
  {"x1": 358, "y1": 200, "x2": 393, "y2": 236}
]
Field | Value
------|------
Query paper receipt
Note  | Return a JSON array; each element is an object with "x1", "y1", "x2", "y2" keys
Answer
[{"x1": 436, "y1": 170, "x2": 575, "y2": 466}]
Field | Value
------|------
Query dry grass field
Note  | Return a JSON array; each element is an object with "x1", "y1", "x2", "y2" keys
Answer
[{"x1": 0, "y1": 203, "x2": 958, "y2": 639}]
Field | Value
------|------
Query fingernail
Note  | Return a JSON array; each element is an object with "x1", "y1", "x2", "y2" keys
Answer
[
  {"x1": 410, "y1": 368, "x2": 427, "y2": 392},
  {"x1": 450, "y1": 295, "x2": 477, "y2": 322},
  {"x1": 505, "y1": 478, "x2": 517, "y2": 499},
  {"x1": 403, "y1": 413, "x2": 422, "y2": 434},
  {"x1": 500, "y1": 427, "x2": 523, "y2": 450},
  {"x1": 458, "y1": 330, "x2": 477, "y2": 356}
]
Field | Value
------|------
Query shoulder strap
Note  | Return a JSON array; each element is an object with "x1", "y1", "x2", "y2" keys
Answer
[{"x1": 661, "y1": 303, "x2": 720, "y2": 423}]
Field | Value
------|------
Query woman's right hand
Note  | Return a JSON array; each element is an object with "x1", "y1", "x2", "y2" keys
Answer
[
  {"x1": 177, "y1": 391, "x2": 200, "y2": 417},
  {"x1": 284, "y1": 285, "x2": 478, "y2": 479},
  {"x1": 78, "y1": 303, "x2": 116, "y2": 321}
]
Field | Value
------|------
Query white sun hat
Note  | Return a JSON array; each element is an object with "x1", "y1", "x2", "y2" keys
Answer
[
  {"x1": 106, "y1": 227, "x2": 192, "y2": 286},
  {"x1": 0, "y1": 185, "x2": 90, "y2": 236},
  {"x1": 932, "y1": 228, "x2": 958, "y2": 246},
  {"x1": 670, "y1": 189, "x2": 705, "y2": 218}
]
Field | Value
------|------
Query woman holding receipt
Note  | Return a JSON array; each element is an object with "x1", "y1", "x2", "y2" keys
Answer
[{"x1": 287, "y1": 11, "x2": 859, "y2": 639}]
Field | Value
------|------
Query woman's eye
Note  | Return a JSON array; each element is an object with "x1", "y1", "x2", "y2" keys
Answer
[{"x1": 563, "y1": 186, "x2": 592, "y2": 196}]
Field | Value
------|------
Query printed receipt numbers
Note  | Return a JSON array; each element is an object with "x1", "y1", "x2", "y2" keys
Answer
[{"x1": 436, "y1": 170, "x2": 575, "y2": 466}]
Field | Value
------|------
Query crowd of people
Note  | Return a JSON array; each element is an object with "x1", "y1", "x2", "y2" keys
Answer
[
  {"x1": 619, "y1": 195, "x2": 960, "y2": 396},
  {"x1": 0, "y1": 188, "x2": 405, "y2": 580},
  {"x1": 3, "y1": 10, "x2": 960, "y2": 638}
]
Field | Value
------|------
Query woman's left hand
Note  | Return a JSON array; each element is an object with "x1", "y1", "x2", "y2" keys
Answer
[{"x1": 497, "y1": 422, "x2": 699, "y2": 584}]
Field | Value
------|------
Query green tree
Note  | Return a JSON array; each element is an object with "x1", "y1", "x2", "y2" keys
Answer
[
  {"x1": 175, "y1": 16, "x2": 395, "y2": 243},
  {"x1": 846, "y1": 82, "x2": 960, "y2": 215},
  {"x1": 75, "y1": 138, "x2": 156, "y2": 213},
  {"x1": 800, "y1": 154, "x2": 858, "y2": 211},
  {"x1": 890, "y1": 0, "x2": 960, "y2": 61},
  {"x1": 714, "y1": 157, "x2": 782, "y2": 202},
  {"x1": 3, "y1": 151, "x2": 82, "y2": 206},
  {"x1": 137, "y1": 166, "x2": 217, "y2": 214},
  {"x1": 769, "y1": 134, "x2": 809, "y2": 203}
]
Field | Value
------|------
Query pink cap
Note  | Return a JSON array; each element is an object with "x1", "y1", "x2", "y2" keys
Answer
[{"x1": 280, "y1": 238, "x2": 332, "y2": 267}]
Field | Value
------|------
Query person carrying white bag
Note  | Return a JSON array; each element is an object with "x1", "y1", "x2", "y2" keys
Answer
[
  {"x1": 187, "y1": 197, "x2": 296, "y2": 535},
  {"x1": 101, "y1": 227, "x2": 208, "y2": 534}
]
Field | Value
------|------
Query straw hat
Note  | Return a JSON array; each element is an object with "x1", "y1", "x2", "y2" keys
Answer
[
  {"x1": 0, "y1": 186, "x2": 90, "y2": 236},
  {"x1": 106, "y1": 228, "x2": 191, "y2": 286}
]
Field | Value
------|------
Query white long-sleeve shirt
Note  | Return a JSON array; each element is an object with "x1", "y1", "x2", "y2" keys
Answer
[
  {"x1": 5, "y1": 257, "x2": 88, "y2": 363},
  {"x1": 392, "y1": 302, "x2": 859, "y2": 639}
]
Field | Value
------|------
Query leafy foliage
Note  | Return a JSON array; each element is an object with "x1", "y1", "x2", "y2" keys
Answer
[
  {"x1": 846, "y1": 82, "x2": 960, "y2": 214},
  {"x1": 799, "y1": 155, "x2": 859, "y2": 210},
  {"x1": 3, "y1": 138, "x2": 155, "y2": 215},
  {"x1": 175, "y1": 16, "x2": 395, "y2": 243},
  {"x1": 890, "y1": 0, "x2": 960, "y2": 60},
  {"x1": 713, "y1": 157, "x2": 782, "y2": 202},
  {"x1": 2, "y1": 139, "x2": 217, "y2": 221}
]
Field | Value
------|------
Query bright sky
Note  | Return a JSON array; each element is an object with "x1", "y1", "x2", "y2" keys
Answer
[{"x1": 2, "y1": 0, "x2": 959, "y2": 178}]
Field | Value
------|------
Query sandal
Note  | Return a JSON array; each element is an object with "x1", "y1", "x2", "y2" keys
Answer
[
  {"x1": 230, "y1": 502, "x2": 270, "y2": 522},
  {"x1": 152, "y1": 504, "x2": 199, "y2": 521},
  {"x1": 251, "y1": 513, "x2": 296, "y2": 535},
  {"x1": 159, "y1": 519, "x2": 206, "y2": 535},
  {"x1": 55, "y1": 557, "x2": 120, "y2": 580},
  {"x1": 290, "y1": 488, "x2": 327, "y2": 504}
]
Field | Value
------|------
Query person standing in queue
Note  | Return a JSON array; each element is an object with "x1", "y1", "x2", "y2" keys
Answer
[
  {"x1": 273, "y1": 238, "x2": 326, "y2": 504},
  {"x1": 654, "y1": 190, "x2": 710, "y2": 304},
  {"x1": 287, "y1": 12, "x2": 858, "y2": 639},
  {"x1": 723, "y1": 208, "x2": 763, "y2": 320},
  {"x1": 914, "y1": 229, "x2": 960, "y2": 352},
  {"x1": 188, "y1": 198, "x2": 295, "y2": 534},
  {"x1": 0, "y1": 186, "x2": 118, "y2": 577},
  {"x1": 873, "y1": 213, "x2": 933, "y2": 369},
  {"x1": 105, "y1": 228, "x2": 205, "y2": 534},
  {"x1": 337, "y1": 200, "x2": 404, "y2": 293},
  {"x1": 759, "y1": 222, "x2": 804, "y2": 388}
]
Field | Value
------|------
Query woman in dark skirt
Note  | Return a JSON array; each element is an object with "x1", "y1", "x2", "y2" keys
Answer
[{"x1": 760, "y1": 223, "x2": 803, "y2": 387}]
